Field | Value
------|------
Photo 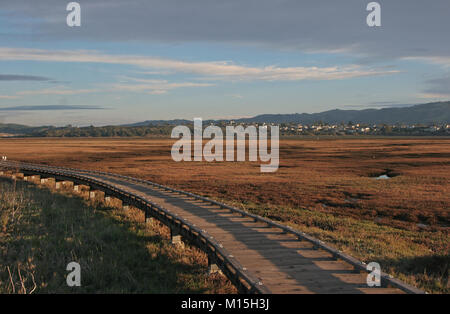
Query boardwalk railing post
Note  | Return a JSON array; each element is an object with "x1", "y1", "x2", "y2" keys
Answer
[
  {"x1": 170, "y1": 228, "x2": 183, "y2": 246},
  {"x1": 208, "y1": 255, "x2": 222, "y2": 275},
  {"x1": 55, "y1": 180, "x2": 73, "y2": 190},
  {"x1": 145, "y1": 209, "x2": 154, "y2": 224},
  {"x1": 89, "y1": 190, "x2": 104, "y2": 201},
  {"x1": 12, "y1": 173, "x2": 24, "y2": 180},
  {"x1": 24, "y1": 175, "x2": 38, "y2": 182}
]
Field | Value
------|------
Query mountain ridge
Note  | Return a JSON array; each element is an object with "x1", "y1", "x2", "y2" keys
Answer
[
  {"x1": 1, "y1": 101, "x2": 449, "y2": 133},
  {"x1": 125, "y1": 101, "x2": 450, "y2": 126},
  {"x1": 234, "y1": 101, "x2": 450, "y2": 124}
]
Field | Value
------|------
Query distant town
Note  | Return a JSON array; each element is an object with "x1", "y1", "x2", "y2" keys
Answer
[
  {"x1": 1, "y1": 101, "x2": 449, "y2": 137},
  {"x1": 223, "y1": 121, "x2": 450, "y2": 136},
  {"x1": 1, "y1": 120, "x2": 450, "y2": 138}
]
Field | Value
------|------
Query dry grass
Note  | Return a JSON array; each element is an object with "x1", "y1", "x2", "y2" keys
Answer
[
  {"x1": 0, "y1": 137, "x2": 448, "y2": 292},
  {"x1": 0, "y1": 178, "x2": 236, "y2": 293}
]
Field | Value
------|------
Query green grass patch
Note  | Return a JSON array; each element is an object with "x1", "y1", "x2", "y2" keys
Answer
[{"x1": 0, "y1": 178, "x2": 235, "y2": 293}]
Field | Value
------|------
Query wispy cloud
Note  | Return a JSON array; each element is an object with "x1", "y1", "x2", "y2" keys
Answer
[
  {"x1": 0, "y1": 47, "x2": 399, "y2": 82},
  {"x1": 0, "y1": 74, "x2": 52, "y2": 81},
  {"x1": 0, "y1": 95, "x2": 19, "y2": 99},
  {"x1": 344, "y1": 102, "x2": 415, "y2": 109},
  {"x1": 110, "y1": 78, "x2": 213, "y2": 95},
  {"x1": 16, "y1": 87, "x2": 99, "y2": 96},
  {"x1": 0, "y1": 105, "x2": 105, "y2": 111},
  {"x1": 402, "y1": 56, "x2": 450, "y2": 68},
  {"x1": 417, "y1": 76, "x2": 450, "y2": 99},
  {"x1": 228, "y1": 94, "x2": 243, "y2": 99},
  {"x1": 3, "y1": 0, "x2": 450, "y2": 63},
  {"x1": 417, "y1": 93, "x2": 450, "y2": 99}
]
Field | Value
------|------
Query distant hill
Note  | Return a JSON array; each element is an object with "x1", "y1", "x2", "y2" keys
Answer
[
  {"x1": 121, "y1": 101, "x2": 450, "y2": 126},
  {"x1": 0, "y1": 123, "x2": 52, "y2": 135},
  {"x1": 1, "y1": 101, "x2": 449, "y2": 137},
  {"x1": 235, "y1": 101, "x2": 450, "y2": 124},
  {"x1": 124, "y1": 119, "x2": 191, "y2": 127}
]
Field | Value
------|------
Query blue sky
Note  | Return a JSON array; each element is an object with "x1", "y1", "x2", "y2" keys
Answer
[{"x1": 0, "y1": 0, "x2": 449, "y2": 126}]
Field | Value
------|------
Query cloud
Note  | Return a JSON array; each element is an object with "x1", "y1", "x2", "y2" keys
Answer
[
  {"x1": 344, "y1": 102, "x2": 416, "y2": 109},
  {"x1": 0, "y1": 95, "x2": 19, "y2": 99},
  {"x1": 417, "y1": 93, "x2": 450, "y2": 99},
  {"x1": 16, "y1": 87, "x2": 99, "y2": 96},
  {"x1": 0, "y1": 47, "x2": 398, "y2": 81},
  {"x1": 0, "y1": 74, "x2": 52, "y2": 81},
  {"x1": 110, "y1": 78, "x2": 214, "y2": 95},
  {"x1": 1, "y1": 0, "x2": 450, "y2": 62},
  {"x1": 421, "y1": 76, "x2": 450, "y2": 98},
  {"x1": 0, "y1": 105, "x2": 105, "y2": 111},
  {"x1": 402, "y1": 56, "x2": 450, "y2": 68}
]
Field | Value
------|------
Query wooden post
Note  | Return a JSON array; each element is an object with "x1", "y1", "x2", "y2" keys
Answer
[
  {"x1": 145, "y1": 209, "x2": 154, "y2": 224},
  {"x1": 89, "y1": 190, "x2": 104, "y2": 201},
  {"x1": 63, "y1": 181, "x2": 74, "y2": 189},
  {"x1": 12, "y1": 173, "x2": 24, "y2": 180},
  {"x1": 104, "y1": 196, "x2": 115, "y2": 207},
  {"x1": 170, "y1": 228, "x2": 183, "y2": 246},
  {"x1": 208, "y1": 255, "x2": 222, "y2": 275}
]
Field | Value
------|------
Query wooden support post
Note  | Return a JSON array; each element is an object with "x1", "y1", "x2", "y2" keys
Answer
[
  {"x1": 12, "y1": 173, "x2": 24, "y2": 180},
  {"x1": 104, "y1": 196, "x2": 115, "y2": 207},
  {"x1": 28, "y1": 175, "x2": 40, "y2": 183},
  {"x1": 55, "y1": 180, "x2": 72, "y2": 189},
  {"x1": 208, "y1": 255, "x2": 222, "y2": 275},
  {"x1": 89, "y1": 191, "x2": 97, "y2": 199},
  {"x1": 145, "y1": 209, "x2": 154, "y2": 224},
  {"x1": 170, "y1": 228, "x2": 183, "y2": 246},
  {"x1": 89, "y1": 190, "x2": 104, "y2": 201}
]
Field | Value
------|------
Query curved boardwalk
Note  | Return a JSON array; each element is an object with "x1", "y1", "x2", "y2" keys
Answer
[{"x1": 1, "y1": 161, "x2": 423, "y2": 294}]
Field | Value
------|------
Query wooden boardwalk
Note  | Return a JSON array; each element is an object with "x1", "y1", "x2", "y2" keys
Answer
[{"x1": 0, "y1": 161, "x2": 424, "y2": 294}]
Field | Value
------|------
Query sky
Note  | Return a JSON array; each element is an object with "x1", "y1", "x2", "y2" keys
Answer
[{"x1": 0, "y1": 0, "x2": 449, "y2": 126}]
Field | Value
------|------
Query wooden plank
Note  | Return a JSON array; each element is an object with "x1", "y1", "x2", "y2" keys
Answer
[
  {"x1": 219, "y1": 241, "x2": 314, "y2": 251},
  {"x1": 235, "y1": 258, "x2": 354, "y2": 270}
]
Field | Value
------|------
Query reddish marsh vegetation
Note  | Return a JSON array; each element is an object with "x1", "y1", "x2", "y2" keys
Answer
[
  {"x1": 2, "y1": 137, "x2": 448, "y2": 230},
  {"x1": 1, "y1": 137, "x2": 449, "y2": 292}
]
